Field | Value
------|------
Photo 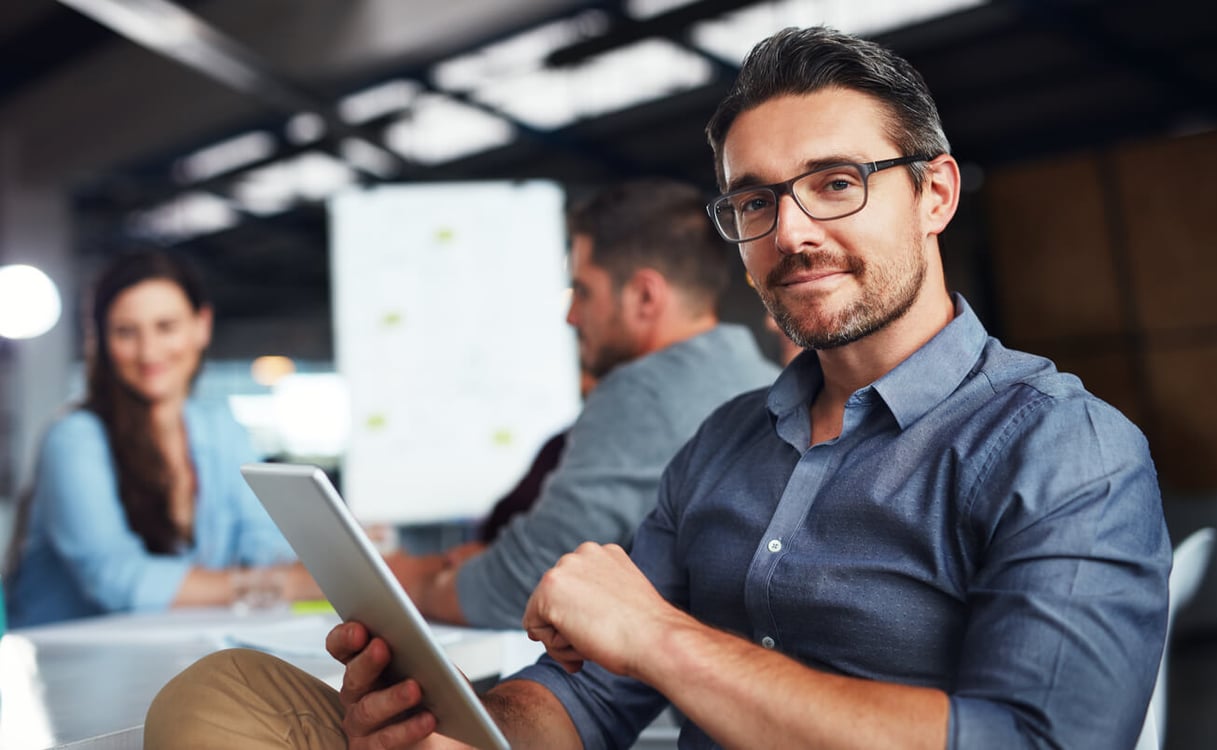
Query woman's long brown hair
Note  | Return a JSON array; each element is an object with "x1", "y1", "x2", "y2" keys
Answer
[
  {"x1": 3, "y1": 251, "x2": 212, "y2": 575},
  {"x1": 83, "y1": 251, "x2": 211, "y2": 554}
]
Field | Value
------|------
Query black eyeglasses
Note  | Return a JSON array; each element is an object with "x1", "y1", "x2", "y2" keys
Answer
[{"x1": 706, "y1": 155, "x2": 937, "y2": 243}]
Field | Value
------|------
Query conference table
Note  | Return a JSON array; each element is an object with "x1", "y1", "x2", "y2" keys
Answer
[{"x1": 0, "y1": 606, "x2": 543, "y2": 750}]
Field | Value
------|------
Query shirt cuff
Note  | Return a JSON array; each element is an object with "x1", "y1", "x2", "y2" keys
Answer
[{"x1": 130, "y1": 557, "x2": 192, "y2": 612}]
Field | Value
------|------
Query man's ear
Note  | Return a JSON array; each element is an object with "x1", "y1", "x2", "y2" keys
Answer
[
  {"x1": 622, "y1": 268, "x2": 669, "y2": 324},
  {"x1": 922, "y1": 155, "x2": 961, "y2": 236}
]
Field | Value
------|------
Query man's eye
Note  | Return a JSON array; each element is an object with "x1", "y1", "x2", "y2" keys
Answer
[{"x1": 737, "y1": 195, "x2": 772, "y2": 213}]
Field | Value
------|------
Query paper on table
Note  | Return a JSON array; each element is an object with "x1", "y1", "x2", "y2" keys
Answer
[{"x1": 221, "y1": 613, "x2": 342, "y2": 658}]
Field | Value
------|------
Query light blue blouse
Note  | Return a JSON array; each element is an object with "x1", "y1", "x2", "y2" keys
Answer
[{"x1": 6, "y1": 399, "x2": 294, "y2": 628}]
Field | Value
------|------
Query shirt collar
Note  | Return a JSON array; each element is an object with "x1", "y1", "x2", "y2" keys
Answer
[{"x1": 767, "y1": 293, "x2": 988, "y2": 431}]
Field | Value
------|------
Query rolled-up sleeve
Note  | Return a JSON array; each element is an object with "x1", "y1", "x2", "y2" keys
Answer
[{"x1": 949, "y1": 396, "x2": 1171, "y2": 748}]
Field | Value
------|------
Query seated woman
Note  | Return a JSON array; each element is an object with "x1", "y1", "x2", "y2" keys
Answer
[{"x1": 4, "y1": 250, "x2": 318, "y2": 627}]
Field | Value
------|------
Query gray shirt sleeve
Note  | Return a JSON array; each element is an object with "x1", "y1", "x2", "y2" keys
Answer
[{"x1": 455, "y1": 372, "x2": 680, "y2": 628}]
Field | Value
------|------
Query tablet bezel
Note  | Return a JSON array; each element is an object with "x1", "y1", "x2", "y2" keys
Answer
[{"x1": 240, "y1": 462, "x2": 511, "y2": 750}]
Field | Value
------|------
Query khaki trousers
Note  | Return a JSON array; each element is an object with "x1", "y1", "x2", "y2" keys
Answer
[{"x1": 144, "y1": 648, "x2": 347, "y2": 749}]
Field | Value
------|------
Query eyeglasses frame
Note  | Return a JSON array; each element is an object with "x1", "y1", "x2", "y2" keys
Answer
[{"x1": 706, "y1": 154, "x2": 939, "y2": 243}]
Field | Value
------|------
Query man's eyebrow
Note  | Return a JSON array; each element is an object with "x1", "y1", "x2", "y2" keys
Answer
[{"x1": 723, "y1": 155, "x2": 867, "y2": 193}]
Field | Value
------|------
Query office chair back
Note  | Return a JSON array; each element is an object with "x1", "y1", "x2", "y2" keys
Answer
[{"x1": 1134, "y1": 526, "x2": 1215, "y2": 750}]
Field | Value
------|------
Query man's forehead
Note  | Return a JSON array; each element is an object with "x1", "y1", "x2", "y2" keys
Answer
[
  {"x1": 720, "y1": 89, "x2": 894, "y2": 183},
  {"x1": 568, "y1": 234, "x2": 599, "y2": 275}
]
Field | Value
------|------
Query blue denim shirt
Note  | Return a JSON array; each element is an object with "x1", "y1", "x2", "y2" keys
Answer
[
  {"x1": 7, "y1": 399, "x2": 295, "y2": 628},
  {"x1": 515, "y1": 295, "x2": 1171, "y2": 750}
]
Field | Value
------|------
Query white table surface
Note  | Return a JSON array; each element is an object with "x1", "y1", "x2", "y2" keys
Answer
[{"x1": 0, "y1": 607, "x2": 541, "y2": 750}]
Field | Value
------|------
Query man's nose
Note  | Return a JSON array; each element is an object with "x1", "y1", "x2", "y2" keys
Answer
[{"x1": 773, "y1": 194, "x2": 826, "y2": 256}]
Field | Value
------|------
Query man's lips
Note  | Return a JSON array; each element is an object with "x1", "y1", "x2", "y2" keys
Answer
[{"x1": 776, "y1": 269, "x2": 849, "y2": 286}]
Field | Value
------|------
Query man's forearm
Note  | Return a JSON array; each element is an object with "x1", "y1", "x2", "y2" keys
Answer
[
  {"x1": 642, "y1": 618, "x2": 949, "y2": 750},
  {"x1": 386, "y1": 553, "x2": 468, "y2": 624}
]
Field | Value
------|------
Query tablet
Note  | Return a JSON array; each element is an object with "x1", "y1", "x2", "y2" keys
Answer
[{"x1": 240, "y1": 462, "x2": 511, "y2": 750}]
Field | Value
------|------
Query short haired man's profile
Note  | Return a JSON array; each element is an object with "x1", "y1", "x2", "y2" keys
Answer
[
  {"x1": 305, "y1": 177, "x2": 778, "y2": 631},
  {"x1": 146, "y1": 26, "x2": 1170, "y2": 750}
]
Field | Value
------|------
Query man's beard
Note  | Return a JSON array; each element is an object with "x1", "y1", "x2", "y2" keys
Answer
[
  {"x1": 760, "y1": 242, "x2": 926, "y2": 351},
  {"x1": 581, "y1": 338, "x2": 637, "y2": 379},
  {"x1": 579, "y1": 307, "x2": 639, "y2": 379}
]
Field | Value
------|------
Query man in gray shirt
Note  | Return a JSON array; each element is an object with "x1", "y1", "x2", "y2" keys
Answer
[{"x1": 386, "y1": 178, "x2": 779, "y2": 628}]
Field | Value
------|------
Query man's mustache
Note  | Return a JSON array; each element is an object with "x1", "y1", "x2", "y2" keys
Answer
[{"x1": 765, "y1": 252, "x2": 863, "y2": 288}]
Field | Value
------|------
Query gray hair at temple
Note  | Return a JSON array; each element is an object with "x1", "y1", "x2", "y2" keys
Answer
[{"x1": 705, "y1": 26, "x2": 951, "y2": 192}]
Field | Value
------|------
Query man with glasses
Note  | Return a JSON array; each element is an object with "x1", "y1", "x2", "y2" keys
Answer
[{"x1": 150, "y1": 26, "x2": 1170, "y2": 750}]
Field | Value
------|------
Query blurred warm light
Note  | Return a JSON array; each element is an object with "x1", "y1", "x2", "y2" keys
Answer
[
  {"x1": 251, "y1": 355, "x2": 297, "y2": 386},
  {"x1": 0, "y1": 264, "x2": 62, "y2": 339}
]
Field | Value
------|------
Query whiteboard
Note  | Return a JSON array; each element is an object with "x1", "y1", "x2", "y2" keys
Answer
[{"x1": 330, "y1": 181, "x2": 580, "y2": 524}]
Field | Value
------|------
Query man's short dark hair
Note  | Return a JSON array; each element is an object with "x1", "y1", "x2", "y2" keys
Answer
[
  {"x1": 706, "y1": 26, "x2": 951, "y2": 191},
  {"x1": 567, "y1": 178, "x2": 731, "y2": 314}
]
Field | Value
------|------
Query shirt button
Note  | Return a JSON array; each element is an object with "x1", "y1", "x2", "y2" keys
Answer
[
  {"x1": 761, "y1": 636, "x2": 776, "y2": 649},
  {"x1": 767, "y1": 539, "x2": 782, "y2": 553}
]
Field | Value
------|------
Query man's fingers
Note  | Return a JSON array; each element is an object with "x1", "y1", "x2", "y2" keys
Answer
[
  {"x1": 340, "y1": 637, "x2": 393, "y2": 707},
  {"x1": 326, "y1": 621, "x2": 370, "y2": 663},
  {"x1": 348, "y1": 709, "x2": 438, "y2": 750},
  {"x1": 345, "y1": 679, "x2": 425, "y2": 735}
]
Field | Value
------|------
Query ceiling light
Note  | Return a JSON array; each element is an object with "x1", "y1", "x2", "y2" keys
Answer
[
  {"x1": 174, "y1": 131, "x2": 276, "y2": 183},
  {"x1": 338, "y1": 79, "x2": 421, "y2": 124},
  {"x1": 692, "y1": 0, "x2": 987, "y2": 64},
  {"x1": 625, "y1": 0, "x2": 700, "y2": 19},
  {"x1": 383, "y1": 95, "x2": 515, "y2": 165},
  {"x1": 340, "y1": 138, "x2": 400, "y2": 178},
  {"x1": 231, "y1": 152, "x2": 358, "y2": 216},
  {"x1": 286, "y1": 112, "x2": 327, "y2": 144},
  {"x1": 472, "y1": 38, "x2": 713, "y2": 129},
  {"x1": 128, "y1": 191, "x2": 239, "y2": 242},
  {"x1": 431, "y1": 11, "x2": 610, "y2": 93}
]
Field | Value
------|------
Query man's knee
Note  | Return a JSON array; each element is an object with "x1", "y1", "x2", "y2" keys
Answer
[{"x1": 145, "y1": 648, "x2": 344, "y2": 750}]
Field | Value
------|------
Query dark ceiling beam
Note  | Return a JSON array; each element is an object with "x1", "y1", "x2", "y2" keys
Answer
[
  {"x1": 55, "y1": 0, "x2": 418, "y2": 180},
  {"x1": 58, "y1": 0, "x2": 681, "y2": 224},
  {"x1": 0, "y1": 6, "x2": 119, "y2": 106}
]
